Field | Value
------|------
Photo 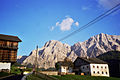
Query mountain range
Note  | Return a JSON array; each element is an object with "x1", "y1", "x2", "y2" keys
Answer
[{"x1": 19, "y1": 33, "x2": 120, "y2": 69}]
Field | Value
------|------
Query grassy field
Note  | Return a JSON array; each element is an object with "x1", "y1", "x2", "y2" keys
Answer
[
  {"x1": 26, "y1": 74, "x2": 43, "y2": 80},
  {"x1": 52, "y1": 75, "x2": 120, "y2": 80},
  {"x1": 26, "y1": 74, "x2": 120, "y2": 80},
  {"x1": 26, "y1": 73, "x2": 58, "y2": 80}
]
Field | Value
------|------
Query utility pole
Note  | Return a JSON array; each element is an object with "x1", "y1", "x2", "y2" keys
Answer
[{"x1": 34, "y1": 45, "x2": 38, "y2": 75}]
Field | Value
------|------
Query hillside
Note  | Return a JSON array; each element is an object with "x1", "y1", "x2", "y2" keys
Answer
[
  {"x1": 21, "y1": 33, "x2": 120, "y2": 69},
  {"x1": 97, "y1": 51, "x2": 120, "y2": 77},
  {"x1": 97, "y1": 51, "x2": 120, "y2": 60}
]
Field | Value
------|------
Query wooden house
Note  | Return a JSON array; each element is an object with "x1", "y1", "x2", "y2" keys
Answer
[
  {"x1": 74, "y1": 57, "x2": 110, "y2": 77},
  {"x1": 0, "y1": 34, "x2": 21, "y2": 72}
]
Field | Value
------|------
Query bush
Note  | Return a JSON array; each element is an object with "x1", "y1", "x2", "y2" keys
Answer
[{"x1": 11, "y1": 65, "x2": 21, "y2": 74}]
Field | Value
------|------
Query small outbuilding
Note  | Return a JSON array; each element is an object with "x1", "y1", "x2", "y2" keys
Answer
[{"x1": 55, "y1": 58, "x2": 74, "y2": 75}]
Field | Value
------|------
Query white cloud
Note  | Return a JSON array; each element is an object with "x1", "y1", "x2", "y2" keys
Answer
[
  {"x1": 75, "y1": 22, "x2": 79, "y2": 27},
  {"x1": 97, "y1": 0, "x2": 120, "y2": 9},
  {"x1": 50, "y1": 26, "x2": 54, "y2": 31},
  {"x1": 56, "y1": 22, "x2": 59, "y2": 26},
  {"x1": 81, "y1": 6, "x2": 89, "y2": 10},
  {"x1": 52, "y1": 16, "x2": 79, "y2": 31},
  {"x1": 56, "y1": 17, "x2": 74, "y2": 31}
]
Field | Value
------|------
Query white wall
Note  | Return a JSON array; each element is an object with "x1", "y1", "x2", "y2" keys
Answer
[
  {"x1": 90, "y1": 64, "x2": 109, "y2": 77},
  {"x1": 59, "y1": 66, "x2": 73, "y2": 73},
  {"x1": 60, "y1": 66, "x2": 67, "y2": 73},
  {"x1": 0, "y1": 62, "x2": 11, "y2": 71}
]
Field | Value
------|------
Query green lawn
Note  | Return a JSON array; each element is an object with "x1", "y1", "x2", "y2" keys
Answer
[
  {"x1": 27, "y1": 74, "x2": 120, "y2": 80},
  {"x1": 26, "y1": 73, "x2": 58, "y2": 80},
  {"x1": 52, "y1": 75, "x2": 120, "y2": 80},
  {"x1": 26, "y1": 74, "x2": 43, "y2": 80}
]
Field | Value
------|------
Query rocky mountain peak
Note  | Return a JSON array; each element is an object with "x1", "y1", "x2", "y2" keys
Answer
[
  {"x1": 72, "y1": 33, "x2": 120, "y2": 57},
  {"x1": 22, "y1": 40, "x2": 74, "y2": 69},
  {"x1": 21, "y1": 33, "x2": 120, "y2": 69},
  {"x1": 44, "y1": 40, "x2": 60, "y2": 47}
]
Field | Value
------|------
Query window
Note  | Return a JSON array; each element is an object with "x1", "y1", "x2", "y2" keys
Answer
[
  {"x1": 0, "y1": 41, "x2": 4, "y2": 46},
  {"x1": 13, "y1": 42, "x2": 18, "y2": 47},
  {"x1": 102, "y1": 71, "x2": 104, "y2": 74},
  {"x1": 101, "y1": 66, "x2": 103, "y2": 68},
  {"x1": 93, "y1": 66, "x2": 95, "y2": 68},
  {"x1": 93, "y1": 71, "x2": 95, "y2": 74},
  {"x1": 97, "y1": 71, "x2": 99, "y2": 74},
  {"x1": 9, "y1": 42, "x2": 13, "y2": 47},
  {"x1": 106, "y1": 72, "x2": 108, "y2": 74},
  {"x1": 97, "y1": 66, "x2": 99, "y2": 68},
  {"x1": 105, "y1": 66, "x2": 107, "y2": 69},
  {"x1": 87, "y1": 66, "x2": 89, "y2": 68},
  {"x1": 83, "y1": 66, "x2": 84, "y2": 69}
]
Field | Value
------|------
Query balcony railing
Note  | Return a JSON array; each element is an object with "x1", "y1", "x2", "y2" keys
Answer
[
  {"x1": 0, "y1": 58, "x2": 16, "y2": 62},
  {"x1": 0, "y1": 45, "x2": 18, "y2": 49}
]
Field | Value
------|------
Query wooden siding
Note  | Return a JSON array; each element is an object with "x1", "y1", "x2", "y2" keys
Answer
[{"x1": 0, "y1": 40, "x2": 18, "y2": 62}]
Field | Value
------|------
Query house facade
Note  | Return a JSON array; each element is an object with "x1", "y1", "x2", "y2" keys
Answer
[
  {"x1": 74, "y1": 57, "x2": 109, "y2": 77},
  {"x1": 0, "y1": 34, "x2": 21, "y2": 72},
  {"x1": 59, "y1": 66, "x2": 73, "y2": 74}
]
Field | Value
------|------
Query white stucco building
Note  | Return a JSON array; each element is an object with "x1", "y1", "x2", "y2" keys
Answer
[
  {"x1": 59, "y1": 66, "x2": 73, "y2": 74},
  {"x1": 74, "y1": 57, "x2": 110, "y2": 77},
  {"x1": 56, "y1": 58, "x2": 74, "y2": 75},
  {"x1": 0, "y1": 62, "x2": 11, "y2": 72}
]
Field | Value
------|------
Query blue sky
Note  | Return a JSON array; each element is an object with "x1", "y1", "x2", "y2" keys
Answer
[{"x1": 0, "y1": 0, "x2": 120, "y2": 56}]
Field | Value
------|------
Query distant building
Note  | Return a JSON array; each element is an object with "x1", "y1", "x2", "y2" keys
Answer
[
  {"x1": 55, "y1": 58, "x2": 74, "y2": 75},
  {"x1": 74, "y1": 57, "x2": 110, "y2": 77},
  {"x1": 0, "y1": 34, "x2": 21, "y2": 72}
]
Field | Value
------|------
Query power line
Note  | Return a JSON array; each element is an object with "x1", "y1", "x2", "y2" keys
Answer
[{"x1": 59, "y1": 3, "x2": 120, "y2": 41}]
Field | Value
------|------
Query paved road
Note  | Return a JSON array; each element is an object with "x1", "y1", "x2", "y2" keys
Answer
[{"x1": 0, "y1": 74, "x2": 23, "y2": 80}]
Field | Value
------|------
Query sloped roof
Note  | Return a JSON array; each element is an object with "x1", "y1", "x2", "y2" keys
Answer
[
  {"x1": 78, "y1": 57, "x2": 107, "y2": 64},
  {"x1": 57, "y1": 58, "x2": 73, "y2": 67},
  {"x1": 0, "y1": 34, "x2": 22, "y2": 42}
]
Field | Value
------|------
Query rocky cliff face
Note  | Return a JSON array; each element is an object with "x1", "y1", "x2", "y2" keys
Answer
[
  {"x1": 22, "y1": 33, "x2": 120, "y2": 69},
  {"x1": 22, "y1": 40, "x2": 77, "y2": 69},
  {"x1": 72, "y1": 33, "x2": 120, "y2": 57},
  {"x1": 17, "y1": 56, "x2": 27, "y2": 64}
]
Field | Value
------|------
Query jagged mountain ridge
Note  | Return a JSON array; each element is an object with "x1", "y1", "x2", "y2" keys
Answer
[
  {"x1": 22, "y1": 40, "x2": 76, "y2": 69},
  {"x1": 72, "y1": 33, "x2": 120, "y2": 57},
  {"x1": 22, "y1": 33, "x2": 120, "y2": 69}
]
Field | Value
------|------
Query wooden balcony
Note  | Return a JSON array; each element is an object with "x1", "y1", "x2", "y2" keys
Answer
[
  {"x1": 0, "y1": 45, "x2": 18, "y2": 49},
  {"x1": 0, "y1": 58, "x2": 16, "y2": 62}
]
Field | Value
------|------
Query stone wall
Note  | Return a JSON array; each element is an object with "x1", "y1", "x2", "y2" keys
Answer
[{"x1": 39, "y1": 71, "x2": 58, "y2": 75}]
